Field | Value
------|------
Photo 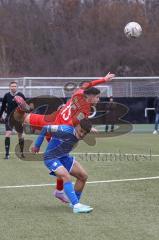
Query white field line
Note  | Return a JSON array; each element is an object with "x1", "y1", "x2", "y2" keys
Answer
[
  {"x1": 0, "y1": 151, "x2": 159, "y2": 157},
  {"x1": 1, "y1": 176, "x2": 159, "y2": 189},
  {"x1": 74, "y1": 152, "x2": 158, "y2": 157}
]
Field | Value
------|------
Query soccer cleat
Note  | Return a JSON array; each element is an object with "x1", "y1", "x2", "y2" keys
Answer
[
  {"x1": 4, "y1": 155, "x2": 10, "y2": 160},
  {"x1": 14, "y1": 96, "x2": 31, "y2": 113},
  {"x1": 153, "y1": 130, "x2": 158, "y2": 134},
  {"x1": 73, "y1": 203, "x2": 93, "y2": 213},
  {"x1": 53, "y1": 190, "x2": 69, "y2": 203},
  {"x1": 69, "y1": 202, "x2": 91, "y2": 209}
]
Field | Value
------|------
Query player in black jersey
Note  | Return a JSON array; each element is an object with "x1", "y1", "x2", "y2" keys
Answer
[{"x1": 0, "y1": 81, "x2": 26, "y2": 159}]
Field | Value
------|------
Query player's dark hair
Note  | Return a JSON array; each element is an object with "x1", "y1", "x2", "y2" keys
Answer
[
  {"x1": 9, "y1": 81, "x2": 17, "y2": 86},
  {"x1": 84, "y1": 87, "x2": 100, "y2": 96},
  {"x1": 79, "y1": 119, "x2": 92, "y2": 133}
]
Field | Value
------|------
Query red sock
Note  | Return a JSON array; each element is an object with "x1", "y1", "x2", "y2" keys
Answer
[{"x1": 56, "y1": 178, "x2": 64, "y2": 191}]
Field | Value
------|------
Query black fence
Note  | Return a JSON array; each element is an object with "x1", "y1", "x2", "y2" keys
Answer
[{"x1": 0, "y1": 97, "x2": 155, "y2": 124}]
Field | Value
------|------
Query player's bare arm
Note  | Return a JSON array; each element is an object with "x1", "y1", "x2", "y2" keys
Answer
[{"x1": 81, "y1": 72, "x2": 115, "y2": 90}]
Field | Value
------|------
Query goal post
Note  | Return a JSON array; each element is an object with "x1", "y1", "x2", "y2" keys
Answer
[
  {"x1": 0, "y1": 76, "x2": 159, "y2": 98},
  {"x1": 19, "y1": 76, "x2": 159, "y2": 98}
]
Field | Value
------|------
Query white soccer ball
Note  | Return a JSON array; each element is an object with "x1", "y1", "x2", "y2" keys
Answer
[{"x1": 124, "y1": 22, "x2": 142, "y2": 38}]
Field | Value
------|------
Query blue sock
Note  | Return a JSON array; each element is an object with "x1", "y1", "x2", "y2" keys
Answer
[
  {"x1": 75, "y1": 191, "x2": 82, "y2": 201},
  {"x1": 64, "y1": 182, "x2": 79, "y2": 205}
]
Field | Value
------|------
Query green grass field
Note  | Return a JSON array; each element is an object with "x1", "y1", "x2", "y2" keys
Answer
[{"x1": 0, "y1": 126, "x2": 159, "y2": 240}]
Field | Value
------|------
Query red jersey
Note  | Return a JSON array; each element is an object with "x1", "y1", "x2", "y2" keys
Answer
[
  {"x1": 30, "y1": 77, "x2": 108, "y2": 131},
  {"x1": 54, "y1": 77, "x2": 106, "y2": 126}
]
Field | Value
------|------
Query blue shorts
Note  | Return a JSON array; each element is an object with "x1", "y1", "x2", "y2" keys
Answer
[{"x1": 44, "y1": 155, "x2": 75, "y2": 176}]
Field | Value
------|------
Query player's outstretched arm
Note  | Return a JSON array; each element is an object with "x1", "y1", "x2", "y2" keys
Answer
[
  {"x1": 103, "y1": 72, "x2": 115, "y2": 82},
  {"x1": 32, "y1": 125, "x2": 60, "y2": 153},
  {"x1": 32, "y1": 126, "x2": 49, "y2": 153},
  {"x1": 81, "y1": 72, "x2": 115, "y2": 89}
]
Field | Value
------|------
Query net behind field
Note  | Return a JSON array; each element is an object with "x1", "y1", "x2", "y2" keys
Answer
[
  {"x1": 110, "y1": 78, "x2": 159, "y2": 97},
  {"x1": 18, "y1": 76, "x2": 159, "y2": 97},
  {"x1": 0, "y1": 76, "x2": 159, "y2": 98}
]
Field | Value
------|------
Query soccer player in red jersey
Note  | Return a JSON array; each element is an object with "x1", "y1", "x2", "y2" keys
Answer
[{"x1": 14, "y1": 72, "x2": 115, "y2": 202}]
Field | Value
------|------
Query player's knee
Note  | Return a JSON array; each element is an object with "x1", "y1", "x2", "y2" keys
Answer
[
  {"x1": 81, "y1": 171, "x2": 88, "y2": 182},
  {"x1": 61, "y1": 173, "x2": 71, "y2": 183}
]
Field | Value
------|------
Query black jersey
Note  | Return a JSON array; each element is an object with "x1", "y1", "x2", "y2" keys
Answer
[{"x1": 0, "y1": 92, "x2": 26, "y2": 118}]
